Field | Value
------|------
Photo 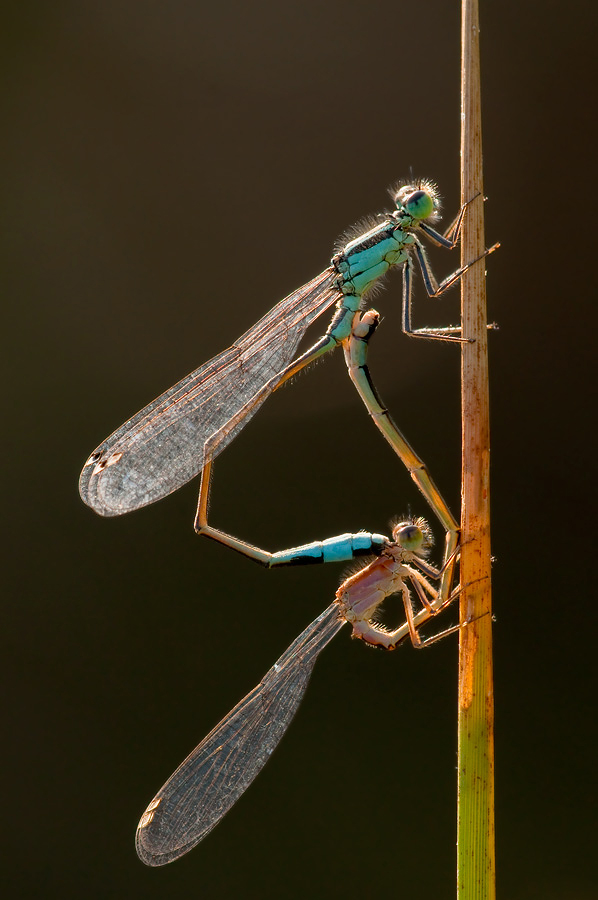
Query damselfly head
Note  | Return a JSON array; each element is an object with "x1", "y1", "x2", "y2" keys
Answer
[
  {"x1": 391, "y1": 179, "x2": 441, "y2": 222},
  {"x1": 392, "y1": 516, "x2": 433, "y2": 555}
]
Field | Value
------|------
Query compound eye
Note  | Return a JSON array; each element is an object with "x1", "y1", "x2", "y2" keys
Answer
[
  {"x1": 404, "y1": 189, "x2": 435, "y2": 220},
  {"x1": 393, "y1": 522, "x2": 424, "y2": 552},
  {"x1": 394, "y1": 184, "x2": 414, "y2": 207}
]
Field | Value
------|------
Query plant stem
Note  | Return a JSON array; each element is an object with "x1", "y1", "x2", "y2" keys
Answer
[{"x1": 457, "y1": 1, "x2": 496, "y2": 898}]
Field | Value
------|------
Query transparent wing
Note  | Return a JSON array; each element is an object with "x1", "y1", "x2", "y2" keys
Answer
[
  {"x1": 136, "y1": 603, "x2": 344, "y2": 866},
  {"x1": 80, "y1": 269, "x2": 339, "y2": 516}
]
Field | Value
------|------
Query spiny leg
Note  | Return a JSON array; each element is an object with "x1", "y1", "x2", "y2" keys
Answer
[
  {"x1": 401, "y1": 193, "x2": 498, "y2": 341},
  {"x1": 343, "y1": 310, "x2": 458, "y2": 605},
  {"x1": 388, "y1": 571, "x2": 440, "y2": 650},
  {"x1": 401, "y1": 256, "x2": 468, "y2": 344},
  {"x1": 404, "y1": 566, "x2": 493, "y2": 648},
  {"x1": 402, "y1": 239, "x2": 499, "y2": 342},
  {"x1": 384, "y1": 573, "x2": 475, "y2": 650},
  {"x1": 403, "y1": 568, "x2": 465, "y2": 648},
  {"x1": 414, "y1": 236, "x2": 499, "y2": 299}
]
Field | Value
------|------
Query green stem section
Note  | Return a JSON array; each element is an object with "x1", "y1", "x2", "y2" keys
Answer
[{"x1": 458, "y1": 1, "x2": 496, "y2": 898}]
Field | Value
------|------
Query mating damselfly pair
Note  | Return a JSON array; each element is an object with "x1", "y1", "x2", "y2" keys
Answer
[{"x1": 79, "y1": 181, "x2": 497, "y2": 865}]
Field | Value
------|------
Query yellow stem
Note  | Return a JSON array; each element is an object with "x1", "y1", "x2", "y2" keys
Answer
[{"x1": 457, "y1": 1, "x2": 496, "y2": 898}]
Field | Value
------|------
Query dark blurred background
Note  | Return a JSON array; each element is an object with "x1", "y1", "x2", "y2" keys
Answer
[{"x1": 3, "y1": 1, "x2": 596, "y2": 897}]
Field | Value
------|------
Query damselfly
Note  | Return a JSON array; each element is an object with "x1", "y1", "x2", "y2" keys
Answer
[
  {"x1": 80, "y1": 181, "x2": 497, "y2": 524},
  {"x1": 136, "y1": 506, "x2": 464, "y2": 866}
]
